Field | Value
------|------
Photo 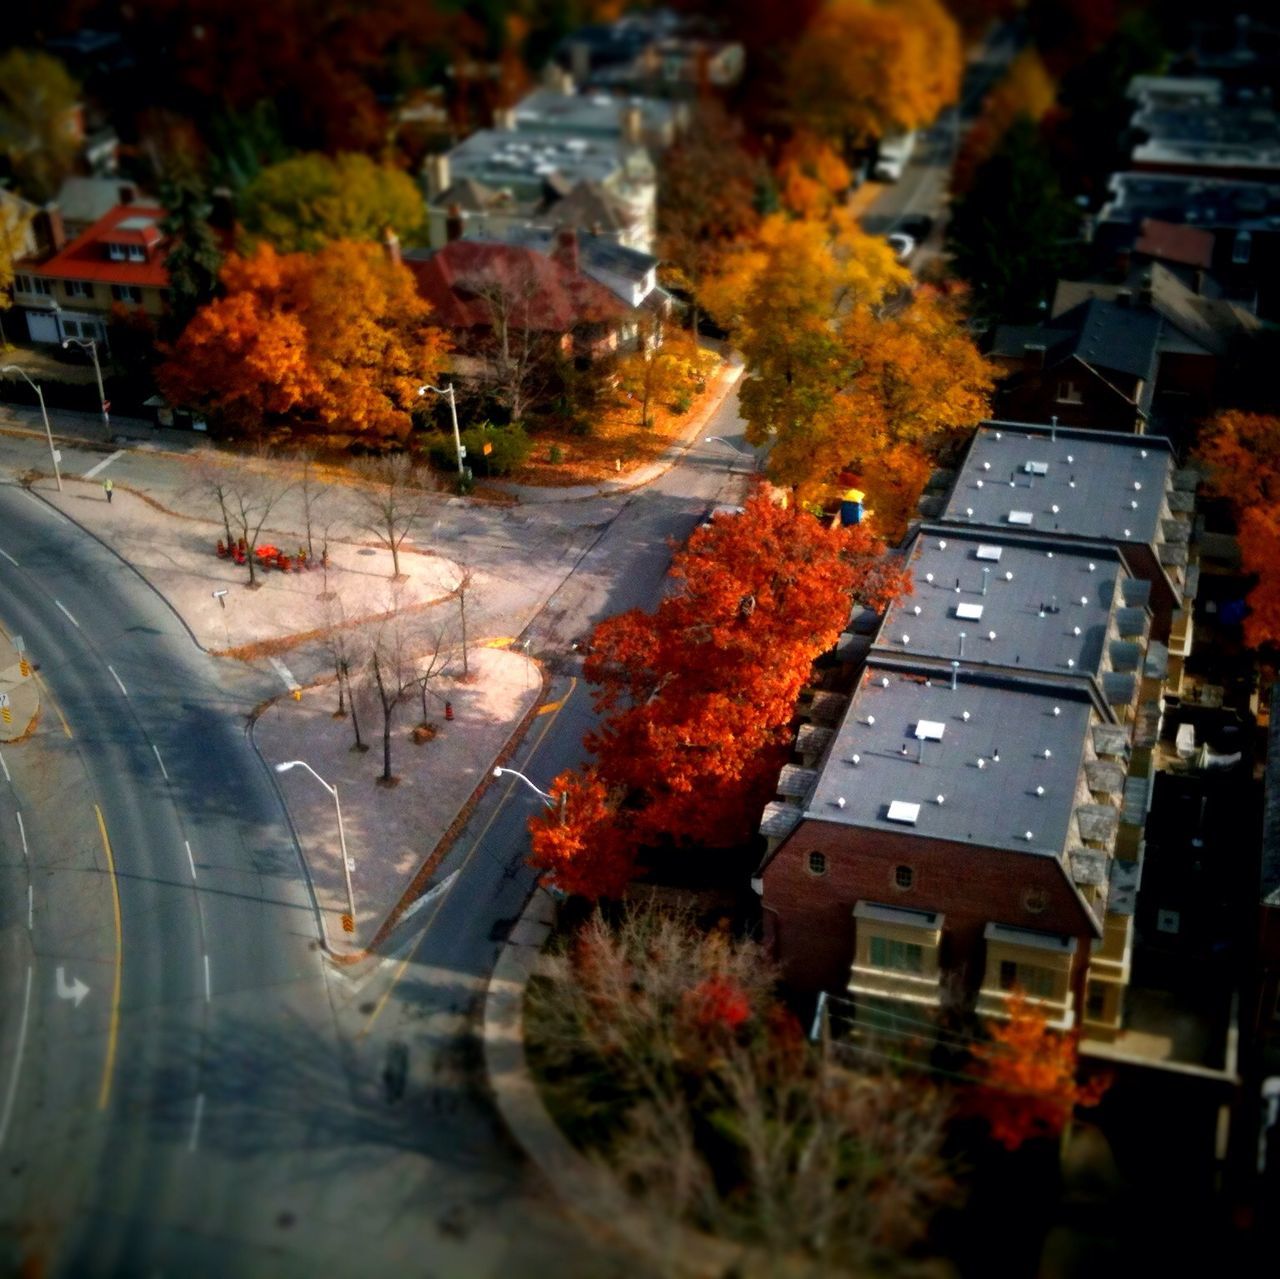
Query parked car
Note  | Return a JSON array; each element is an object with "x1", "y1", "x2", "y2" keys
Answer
[
  {"x1": 873, "y1": 130, "x2": 917, "y2": 182},
  {"x1": 898, "y1": 213, "x2": 935, "y2": 242},
  {"x1": 887, "y1": 232, "x2": 916, "y2": 262}
]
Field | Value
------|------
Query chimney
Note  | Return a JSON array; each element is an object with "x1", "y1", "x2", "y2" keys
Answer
[
  {"x1": 569, "y1": 41, "x2": 591, "y2": 86},
  {"x1": 445, "y1": 204, "x2": 464, "y2": 243},
  {"x1": 621, "y1": 102, "x2": 644, "y2": 145},
  {"x1": 543, "y1": 64, "x2": 575, "y2": 95},
  {"x1": 35, "y1": 204, "x2": 66, "y2": 254},
  {"x1": 425, "y1": 152, "x2": 451, "y2": 200},
  {"x1": 552, "y1": 226, "x2": 579, "y2": 275},
  {"x1": 494, "y1": 105, "x2": 517, "y2": 130},
  {"x1": 1024, "y1": 342, "x2": 1046, "y2": 369},
  {"x1": 383, "y1": 225, "x2": 401, "y2": 269}
]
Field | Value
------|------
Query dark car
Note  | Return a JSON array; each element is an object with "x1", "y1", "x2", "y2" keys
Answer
[{"x1": 898, "y1": 214, "x2": 935, "y2": 242}]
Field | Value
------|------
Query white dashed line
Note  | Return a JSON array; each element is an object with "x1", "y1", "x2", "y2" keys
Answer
[
  {"x1": 108, "y1": 666, "x2": 127, "y2": 696},
  {"x1": 185, "y1": 840, "x2": 197, "y2": 881},
  {"x1": 0, "y1": 750, "x2": 9, "y2": 783},
  {"x1": 267, "y1": 656, "x2": 300, "y2": 693},
  {"x1": 0, "y1": 966, "x2": 33, "y2": 1151},
  {"x1": 54, "y1": 599, "x2": 80, "y2": 628},
  {"x1": 27, "y1": 884, "x2": 32, "y2": 931},
  {"x1": 0, "y1": 548, "x2": 17, "y2": 567},
  {"x1": 188, "y1": 1093, "x2": 205, "y2": 1152},
  {"x1": 153, "y1": 744, "x2": 168, "y2": 780},
  {"x1": 15, "y1": 812, "x2": 27, "y2": 860},
  {"x1": 82, "y1": 450, "x2": 124, "y2": 480},
  {"x1": 203, "y1": 953, "x2": 211, "y2": 1002}
]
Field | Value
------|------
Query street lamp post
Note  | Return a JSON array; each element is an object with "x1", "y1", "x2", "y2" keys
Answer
[
  {"x1": 1, "y1": 365, "x2": 61, "y2": 491},
  {"x1": 62, "y1": 336, "x2": 111, "y2": 441},
  {"x1": 418, "y1": 382, "x2": 464, "y2": 477},
  {"x1": 493, "y1": 766, "x2": 567, "y2": 823},
  {"x1": 704, "y1": 434, "x2": 755, "y2": 473},
  {"x1": 274, "y1": 760, "x2": 356, "y2": 934}
]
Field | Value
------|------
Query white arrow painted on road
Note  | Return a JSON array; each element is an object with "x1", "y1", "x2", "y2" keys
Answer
[
  {"x1": 55, "y1": 966, "x2": 90, "y2": 1008},
  {"x1": 398, "y1": 869, "x2": 460, "y2": 924}
]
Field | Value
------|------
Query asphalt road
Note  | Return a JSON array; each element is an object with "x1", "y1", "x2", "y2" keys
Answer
[{"x1": 0, "y1": 384, "x2": 754, "y2": 1275}]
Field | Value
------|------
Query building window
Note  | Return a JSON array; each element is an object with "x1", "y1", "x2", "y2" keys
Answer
[
  {"x1": 1056, "y1": 380, "x2": 1082, "y2": 405},
  {"x1": 807, "y1": 851, "x2": 827, "y2": 876},
  {"x1": 65, "y1": 280, "x2": 93, "y2": 299},
  {"x1": 111, "y1": 284, "x2": 143, "y2": 304},
  {"x1": 1232, "y1": 231, "x2": 1252, "y2": 265},
  {"x1": 63, "y1": 319, "x2": 80, "y2": 337},
  {"x1": 14, "y1": 273, "x2": 31, "y2": 292},
  {"x1": 1023, "y1": 888, "x2": 1048, "y2": 915},
  {"x1": 21, "y1": 275, "x2": 52, "y2": 296},
  {"x1": 127, "y1": 245, "x2": 146, "y2": 262},
  {"x1": 893, "y1": 864, "x2": 914, "y2": 890},
  {"x1": 1086, "y1": 984, "x2": 1107, "y2": 1021},
  {"x1": 107, "y1": 243, "x2": 126, "y2": 261},
  {"x1": 870, "y1": 936, "x2": 923, "y2": 974},
  {"x1": 998, "y1": 959, "x2": 1056, "y2": 999}
]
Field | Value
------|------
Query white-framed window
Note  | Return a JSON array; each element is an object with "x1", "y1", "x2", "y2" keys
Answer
[
  {"x1": 1233, "y1": 231, "x2": 1252, "y2": 265},
  {"x1": 998, "y1": 958, "x2": 1056, "y2": 999},
  {"x1": 111, "y1": 284, "x2": 143, "y2": 304},
  {"x1": 108, "y1": 243, "x2": 126, "y2": 261},
  {"x1": 26, "y1": 276, "x2": 53, "y2": 296},
  {"x1": 127, "y1": 244, "x2": 146, "y2": 262},
  {"x1": 1056, "y1": 379, "x2": 1083, "y2": 405},
  {"x1": 869, "y1": 936, "x2": 924, "y2": 973},
  {"x1": 65, "y1": 280, "x2": 94, "y2": 299}
]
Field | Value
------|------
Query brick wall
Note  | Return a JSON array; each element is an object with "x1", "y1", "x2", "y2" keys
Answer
[{"x1": 761, "y1": 817, "x2": 1098, "y2": 1004}]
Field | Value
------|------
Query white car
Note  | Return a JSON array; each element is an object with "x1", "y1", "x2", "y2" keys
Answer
[{"x1": 887, "y1": 232, "x2": 916, "y2": 262}]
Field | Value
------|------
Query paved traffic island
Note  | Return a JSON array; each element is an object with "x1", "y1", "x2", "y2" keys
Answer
[{"x1": 0, "y1": 629, "x2": 39, "y2": 742}]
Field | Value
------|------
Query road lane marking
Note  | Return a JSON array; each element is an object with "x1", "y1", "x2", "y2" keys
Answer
[
  {"x1": 108, "y1": 665, "x2": 127, "y2": 696},
  {"x1": 359, "y1": 681, "x2": 574, "y2": 1037},
  {"x1": 535, "y1": 676, "x2": 577, "y2": 716},
  {"x1": 153, "y1": 744, "x2": 168, "y2": 780},
  {"x1": 32, "y1": 671, "x2": 72, "y2": 738},
  {"x1": 94, "y1": 804, "x2": 123, "y2": 1111},
  {"x1": 27, "y1": 883, "x2": 32, "y2": 931},
  {"x1": 15, "y1": 811, "x2": 26, "y2": 859},
  {"x1": 0, "y1": 966, "x2": 33, "y2": 1150},
  {"x1": 55, "y1": 966, "x2": 90, "y2": 1007},
  {"x1": 0, "y1": 749, "x2": 9, "y2": 782},
  {"x1": 54, "y1": 599, "x2": 80, "y2": 628},
  {"x1": 203, "y1": 953, "x2": 211, "y2": 1002},
  {"x1": 185, "y1": 840, "x2": 197, "y2": 881},
  {"x1": 188, "y1": 1093, "x2": 205, "y2": 1152},
  {"x1": 0, "y1": 547, "x2": 17, "y2": 567},
  {"x1": 267, "y1": 656, "x2": 300, "y2": 693},
  {"x1": 82, "y1": 450, "x2": 124, "y2": 480}
]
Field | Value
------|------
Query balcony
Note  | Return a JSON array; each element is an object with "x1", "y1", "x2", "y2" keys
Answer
[
  {"x1": 977, "y1": 923, "x2": 1077, "y2": 1031},
  {"x1": 848, "y1": 902, "x2": 944, "y2": 1010},
  {"x1": 1089, "y1": 911, "x2": 1134, "y2": 985}
]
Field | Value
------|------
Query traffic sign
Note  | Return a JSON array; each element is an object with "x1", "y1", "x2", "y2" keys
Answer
[
  {"x1": 0, "y1": 692, "x2": 9, "y2": 707},
  {"x1": 341, "y1": 913, "x2": 354, "y2": 934},
  {"x1": 482, "y1": 441, "x2": 493, "y2": 456}
]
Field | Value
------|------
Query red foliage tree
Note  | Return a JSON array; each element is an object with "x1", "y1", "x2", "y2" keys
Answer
[
  {"x1": 963, "y1": 992, "x2": 1110, "y2": 1150},
  {"x1": 526, "y1": 767, "x2": 634, "y2": 900}
]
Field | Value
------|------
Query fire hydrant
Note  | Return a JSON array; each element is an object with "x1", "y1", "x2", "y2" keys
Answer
[{"x1": 445, "y1": 700, "x2": 454, "y2": 722}]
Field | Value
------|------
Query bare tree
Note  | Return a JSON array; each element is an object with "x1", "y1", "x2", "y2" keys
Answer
[
  {"x1": 366, "y1": 589, "x2": 422, "y2": 784},
  {"x1": 451, "y1": 564, "x2": 474, "y2": 680},
  {"x1": 316, "y1": 590, "x2": 368, "y2": 752},
  {"x1": 413, "y1": 619, "x2": 453, "y2": 730},
  {"x1": 187, "y1": 453, "x2": 237, "y2": 549},
  {"x1": 464, "y1": 255, "x2": 559, "y2": 421},
  {"x1": 225, "y1": 455, "x2": 293, "y2": 587},
  {"x1": 296, "y1": 450, "x2": 327, "y2": 561},
  {"x1": 355, "y1": 454, "x2": 433, "y2": 580}
]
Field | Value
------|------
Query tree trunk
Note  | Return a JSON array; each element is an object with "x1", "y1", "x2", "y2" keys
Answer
[
  {"x1": 335, "y1": 659, "x2": 347, "y2": 716},
  {"x1": 347, "y1": 669, "x2": 365, "y2": 749},
  {"x1": 390, "y1": 539, "x2": 400, "y2": 579},
  {"x1": 372, "y1": 651, "x2": 394, "y2": 781},
  {"x1": 420, "y1": 679, "x2": 429, "y2": 724},
  {"x1": 459, "y1": 591, "x2": 469, "y2": 678}
]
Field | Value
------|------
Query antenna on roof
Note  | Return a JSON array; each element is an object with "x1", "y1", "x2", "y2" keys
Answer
[
  {"x1": 950, "y1": 660, "x2": 959, "y2": 691},
  {"x1": 1051, "y1": 415, "x2": 1058, "y2": 441}
]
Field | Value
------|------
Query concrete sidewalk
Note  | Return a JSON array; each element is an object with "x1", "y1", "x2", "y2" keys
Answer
[{"x1": 0, "y1": 628, "x2": 39, "y2": 742}]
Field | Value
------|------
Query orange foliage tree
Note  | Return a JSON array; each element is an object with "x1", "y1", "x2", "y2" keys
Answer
[
  {"x1": 776, "y1": 131, "x2": 853, "y2": 218},
  {"x1": 528, "y1": 487, "x2": 910, "y2": 897},
  {"x1": 1195, "y1": 410, "x2": 1280, "y2": 648},
  {"x1": 158, "y1": 241, "x2": 450, "y2": 445},
  {"x1": 785, "y1": 0, "x2": 963, "y2": 148},
  {"x1": 964, "y1": 992, "x2": 1109, "y2": 1150}
]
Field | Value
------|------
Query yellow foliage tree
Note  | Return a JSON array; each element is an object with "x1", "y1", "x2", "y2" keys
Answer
[
  {"x1": 955, "y1": 48, "x2": 1058, "y2": 194},
  {"x1": 777, "y1": 131, "x2": 853, "y2": 218},
  {"x1": 785, "y1": 0, "x2": 963, "y2": 148}
]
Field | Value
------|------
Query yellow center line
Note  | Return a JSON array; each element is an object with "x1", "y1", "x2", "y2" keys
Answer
[
  {"x1": 535, "y1": 676, "x2": 576, "y2": 716},
  {"x1": 94, "y1": 804, "x2": 123, "y2": 1110},
  {"x1": 358, "y1": 681, "x2": 574, "y2": 1036}
]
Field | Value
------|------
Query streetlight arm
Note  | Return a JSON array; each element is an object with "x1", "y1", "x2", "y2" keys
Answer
[
  {"x1": 493, "y1": 766, "x2": 555, "y2": 806},
  {"x1": 419, "y1": 382, "x2": 464, "y2": 476},
  {"x1": 704, "y1": 435, "x2": 751, "y2": 456},
  {"x1": 1, "y1": 364, "x2": 37, "y2": 394},
  {"x1": 275, "y1": 759, "x2": 336, "y2": 798}
]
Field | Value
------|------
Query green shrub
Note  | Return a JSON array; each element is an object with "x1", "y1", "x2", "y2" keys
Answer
[
  {"x1": 459, "y1": 421, "x2": 531, "y2": 476},
  {"x1": 549, "y1": 444, "x2": 564, "y2": 464}
]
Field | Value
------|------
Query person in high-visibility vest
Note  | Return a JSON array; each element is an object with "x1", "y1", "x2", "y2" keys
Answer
[{"x1": 103, "y1": 478, "x2": 114, "y2": 504}]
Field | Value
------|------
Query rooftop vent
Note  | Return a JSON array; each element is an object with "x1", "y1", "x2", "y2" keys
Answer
[
  {"x1": 956, "y1": 602, "x2": 984, "y2": 621},
  {"x1": 975, "y1": 545, "x2": 1003, "y2": 561},
  {"x1": 1008, "y1": 511, "x2": 1034, "y2": 526},
  {"x1": 887, "y1": 800, "x2": 921, "y2": 825},
  {"x1": 915, "y1": 720, "x2": 946, "y2": 741},
  {"x1": 1025, "y1": 461, "x2": 1049, "y2": 475}
]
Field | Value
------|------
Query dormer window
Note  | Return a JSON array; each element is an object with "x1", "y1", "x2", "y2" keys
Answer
[
  {"x1": 128, "y1": 244, "x2": 146, "y2": 262},
  {"x1": 108, "y1": 243, "x2": 126, "y2": 261}
]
